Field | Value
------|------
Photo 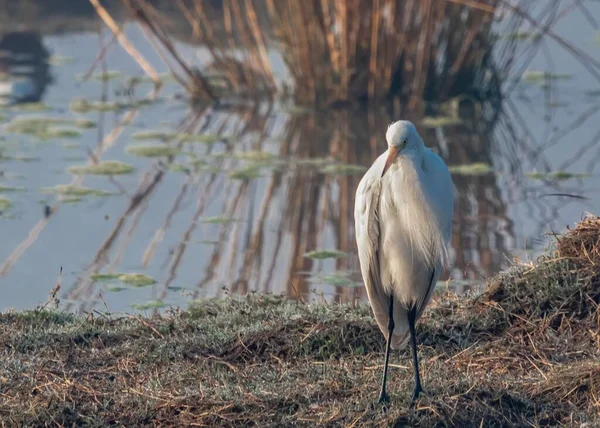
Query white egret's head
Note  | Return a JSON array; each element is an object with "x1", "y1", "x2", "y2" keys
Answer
[{"x1": 381, "y1": 120, "x2": 423, "y2": 177}]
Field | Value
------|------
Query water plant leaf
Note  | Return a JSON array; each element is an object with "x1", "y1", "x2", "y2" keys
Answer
[
  {"x1": 304, "y1": 250, "x2": 348, "y2": 260},
  {"x1": 126, "y1": 144, "x2": 179, "y2": 158},
  {"x1": 526, "y1": 171, "x2": 589, "y2": 181},
  {"x1": 68, "y1": 161, "x2": 136, "y2": 176},
  {"x1": 0, "y1": 197, "x2": 11, "y2": 211},
  {"x1": 118, "y1": 273, "x2": 156, "y2": 287},
  {"x1": 107, "y1": 285, "x2": 127, "y2": 292},
  {"x1": 449, "y1": 163, "x2": 493, "y2": 175},
  {"x1": 91, "y1": 273, "x2": 122, "y2": 281},
  {"x1": 522, "y1": 71, "x2": 572, "y2": 83},
  {"x1": 40, "y1": 185, "x2": 113, "y2": 197},
  {"x1": 0, "y1": 185, "x2": 25, "y2": 192},
  {"x1": 199, "y1": 216, "x2": 236, "y2": 224},
  {"x1": 310, "y1": 271, "x2": 363, "y2": 288}
]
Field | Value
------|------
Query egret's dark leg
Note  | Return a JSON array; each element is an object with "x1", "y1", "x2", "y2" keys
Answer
[
  {"x1": 377, "y1": 295, "x2": 395, "y2": 404},
  {"x1": 408, "y1": 269, "x2": 434, "y2": 403},
  {"x1": 407, "y1": 305, "x2": 422, "y2": 403}
]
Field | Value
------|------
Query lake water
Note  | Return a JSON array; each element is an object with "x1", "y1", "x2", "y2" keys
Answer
[{"x1": 1, "y1": 2, "x2": 599, "y2": 313}]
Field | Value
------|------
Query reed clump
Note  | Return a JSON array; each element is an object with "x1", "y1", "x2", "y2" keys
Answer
[
  {"x1": 118, "y1": 0, "x2": 531, "y2": 107},
  {"x1": 1, "y1": 215, "x2": 599, "y2": 426}
]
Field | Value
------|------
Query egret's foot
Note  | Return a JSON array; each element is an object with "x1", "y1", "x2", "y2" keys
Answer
[
  {"x1": 410, "y1": 385, "x2": 424, "y2": 405},
  {"x1": 369, "y1": 393, "x2": 391, "y2": 412},
  {"x1": 377, "y1": 391, "x2": 390, "y2": 404}
]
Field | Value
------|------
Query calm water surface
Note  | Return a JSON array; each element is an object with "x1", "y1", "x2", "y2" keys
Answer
[{"x1": 1, "y1": 3, "x2": 599, "y2": 312}]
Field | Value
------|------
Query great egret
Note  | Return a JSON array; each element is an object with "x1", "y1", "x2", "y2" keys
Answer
[{"x1": 354, "y1": 120, "x2": 454, "y2": 404}]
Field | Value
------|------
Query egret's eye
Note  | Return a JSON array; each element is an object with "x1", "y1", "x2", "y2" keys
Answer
[{"x1": 403, "y1": 139, "x2": 407, "y2": 146}]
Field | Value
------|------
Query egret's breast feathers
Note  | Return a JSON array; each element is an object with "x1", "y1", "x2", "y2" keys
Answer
[{"x1": 379, "y1": 155, "x2": 450, "y2": 271}]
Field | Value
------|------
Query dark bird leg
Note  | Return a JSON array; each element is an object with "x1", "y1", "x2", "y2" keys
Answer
[
  {"x1": 407, "y1": 305, "x2": 422, "y2": 403},
  {"x1": 408, "y1": 269, "x2": 434, "y2": 404},
  {"x1": 377, "y1": 295, "x2": 394, "y2": 404}
]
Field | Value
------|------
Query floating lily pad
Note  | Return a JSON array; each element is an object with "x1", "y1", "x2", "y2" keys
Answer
[
  {"x1": 68, "y1": 161, "x2": 136, "y2": 176},
  {"x1": 126, "y1": 144, "x2": 179, "y2": 158},
  {"x1": 504, "y1": 31, "x2": 542, "y2": 41},
  {"x1": 320, "y1": 164, "x2": 367, "y2": 175},
  {"x1": 132, "y1": 300, "x2": 167, "y2": 310},
  {"x1": 421, "y1": 116, "x2": 463, "y2": 127},
  {"x1": 5, "y1": 117, "x2": 94, "y2": 140},
  {"x1": 0, "y1": 185, "x2": 25, "y2": 192},
  {"x1": 0, "y1": 197, "x2": 12, "y2": 210},
  {"x1": 522, "y1": 71, "x2": 572, "y2": 83},
  {"x1": 40, "y1": 185, "x2": 113, "y2": 197},
  {"x1": 118, "y1": 273, "x2": 156, "y2": 287},
  {"x1": 181, "y1": 133, "x2": 228, "y2": 144},
  {"x1": 449, "y1": 163, "x2": 493, "y2": 175},
  {"x1": 91, "y1": 273, "x2": 122, "y2": 281},
  {"x1": 107, "y1": 285, "x2": 127, "y2": 292},
  {"x1": 304, "y1": 250, "x2": 348, "y2": 260},
  {"x1": 311, "y1": 271, "x2": 363, "y2": 288},
  {"x1": 199, "y1": 216, "x2": 236, "y2": 224},
  {"x1": 78, "y1": 70, "x2": 122, "y2": 81},
  {"x1": 526, "y1": 171, "x2": 589, "y2": 181},
  {"x1": 11, "y1": 102, "x2": 50, "y2": 112},
  {"x1": 131, "y1": 131, "x2": 175, "y2": 141},
  {"x1": 234, "y1": 151, "x2": 276, "y2": 162},
  {"x1": 70, "y1": 98, "x2": 130, "y2": 113},
  {"x1": 48, "y1": 55, "x2": 74, "y2": 65},
  {"x1": 229, "y1": 165, "x2": 262, "y2": 180}
]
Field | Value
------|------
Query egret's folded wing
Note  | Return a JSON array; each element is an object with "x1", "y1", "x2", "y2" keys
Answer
[{"x1": 354, "y1": 173, "x2": 390, "y2": 338}]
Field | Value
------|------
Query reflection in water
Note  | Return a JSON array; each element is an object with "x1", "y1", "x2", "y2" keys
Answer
[
  {"x1": 0, "y1": 31, "x2": 52, "y2": 105},
  {"x1": 53, "y1": 99, "x2": 510, "y2": 312}
]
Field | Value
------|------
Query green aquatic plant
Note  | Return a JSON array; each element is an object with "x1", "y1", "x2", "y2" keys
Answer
[
  {"x1": 310, "y1": 271, "x2": 363, "y2": 288},
  {"x1": 421, "y1": 116, "x2": 463, "y2": 128},
  {"x1": 126, "y1": 144, "x2": 179, "y2": 158},
  {"x1": 448, "y1": 163, "x2": 493, "y2": 176},
  {"x1": 118, "y1": 273, "x2": 156, "y2": 287},
  {"x1": 199, "y1": 216, "x2": 236, "y2": 224},
  {"x1": 91, "y1": 273, "x2": 122, "y2": 281},
  {"x1": 40, "y1": 185, "x2": 113, "y2": 197},
  {"x1": 0, "y1": 185, "x2": 25, "y2": 193},
  {"x1": 522, "y1": 71, "x2": 572, "y2": 83},
  {"x1": 0, "y1": 197, "x2": 12, "y2": 211},
  {"x1": 68, "y1": 161, "x2": 136, "y2": 176},
  {"x1": 304, "y1": 250, "x2": 348, "y2": 260},
  {"x1": 526, "y1": 171, "x2": 590, "y2": 181}
]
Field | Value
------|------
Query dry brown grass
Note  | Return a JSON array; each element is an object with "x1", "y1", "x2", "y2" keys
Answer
[{"x1": 1, "y1": 215, "x2": 599, "y2": 426}]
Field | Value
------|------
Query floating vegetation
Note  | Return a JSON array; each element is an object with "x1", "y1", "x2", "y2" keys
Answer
[
  {"x1": 131, "y1": 130, "x2": 226, "y2": 144},
  {"x1": 40, "y1": 185, "x2": 113, "y2": 197},
  {"x1": 233, "y1": 151, "x2": 276, "y2": 162},
  {"x1": 48, "y1": 55, "x2": 74, "y2": 65},
  {"x1": 522, "y1": 71, "x2": 573, "y2": 83},
  {"x1": 504, "y1": 31, "x2": 542, "y2": 41},
  {"x1": 169, "y1": 164, "x2": 191, "y2": 174},
  {"x1": 126, "y1": 144, "x2": 179, "y2": 158},
  {"x1": 107, "y1": 285, "x2": 127, "y2": 292},
  {"x1": 0, "y1": 197, "x2": 12, "y2": 211},
  {"x1": 69, "y1": 98, "x2": 143, "y2": 113},
  {"x1": 77, "y1": 70, "x2": 122, "y2": 82},
  {"x1": 118, "y1": 273, "x2": 156, "y2": 287},
  {"x1": 90, "y1": 273, "x2": 122, "y2": 282},
  {"x1": 296, "y1": 157, "x2": 334, "y2": 167},
  {"x1": 228, "y1": 165, "x2": 262, "y2": 180},
  {"x1": 132, "y1": 300, "x2": 167, "y2": 310},
  {"x1": 319, "y1": 163, "x2": 367, "y2": 176},
  {"x1": 68, "y1": 161, "x2": 136, "y2": 176},
  {"x1": 0, "y1": 153, "x2": 41, "y2": 162},
  {"x1": 421, "y1": 116, "x2": 463, "y2": 128},
  {"x1": 10, "y1": 102, "x2": 50, "y2": 112},
  {"x1": 4, "y1": 117, "x2": 94, "y2": 140},
  {"x1": 448, "y1": 163, "x2": 494, "y2": 176},
  {"x1": 199, "y1": 216, "x2": 236, "y2": 224},
  {"x1": 310, "y1": 271, "x2": 363, "y2": 288},
  {"x1": 0, "y1": 185, "x2": 25, "y2": 193},
  {"x1": 304, "y1": 250, "x2": 348, "y2": 260},
  {"x1": 131, "y1": 131, "x2": 175, "y2": 141},
  {"x1": 526, "y1": 171, "x2": 589, "y2": 181}
]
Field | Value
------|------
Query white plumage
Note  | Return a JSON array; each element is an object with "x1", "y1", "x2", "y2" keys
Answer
[{"x1": 354, "y1": 120, "x2": 454, "y2": 403}]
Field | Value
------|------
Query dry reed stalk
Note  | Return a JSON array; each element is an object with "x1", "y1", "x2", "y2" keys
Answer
[{"x1": 88, "y1": 0, "x2": 161, "y2": 84}]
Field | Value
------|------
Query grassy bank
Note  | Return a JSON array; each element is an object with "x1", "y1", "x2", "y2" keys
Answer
[{"x1": 1, "y1": 217, "x2": 600, "y2": 427}]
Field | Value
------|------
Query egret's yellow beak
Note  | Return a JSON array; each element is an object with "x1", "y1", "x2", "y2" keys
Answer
[{"x1": 381, "y1": 146, "x2": 399, "y2": 177}]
